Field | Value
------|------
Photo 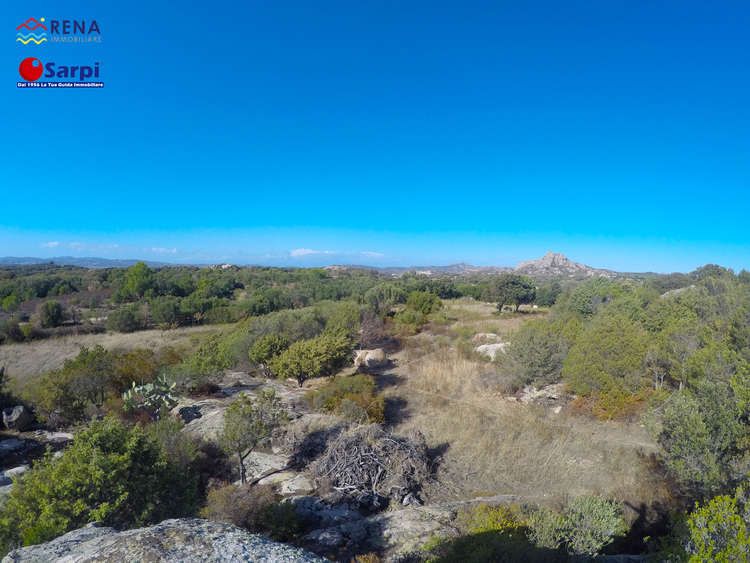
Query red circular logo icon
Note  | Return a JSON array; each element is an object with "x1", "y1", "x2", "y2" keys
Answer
[{"x1": 19, "y1": 57, "x2": 43, "y2": 81}]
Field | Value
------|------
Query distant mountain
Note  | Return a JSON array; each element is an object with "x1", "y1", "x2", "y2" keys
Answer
[
  {"x1": 0, "y1": 256, "x2": 175, "y2": 268},
  {"x1": 514, "y1": 251, "x2": 617, "y2": 278},
  {"x1": 338, "y1": 252, "x2": 657, "y2": 279},
  {"x1": 339, "y1": 263, "x2": 513, "y2": 276}
]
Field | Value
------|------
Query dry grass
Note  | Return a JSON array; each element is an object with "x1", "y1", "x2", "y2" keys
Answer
[
  {"x1": 0, "y1": 325, "x2": 227, "y2": 399},
  {"x1": 383, "y1": 300, "x2": 669, "y2": 519},
  {"x1": 436, "y1": 298, "x2": 548, "y2": 341}
]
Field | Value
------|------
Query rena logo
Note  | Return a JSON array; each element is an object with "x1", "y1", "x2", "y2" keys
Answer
[
  {"x1": 16, "y1": 18, "x2": 47, "y2": 44},
  {"x1": 16, "y1": 17, "x2": 101, "y2": 44},
  {"x1": 19, "y1": 57, "x2": 101, "y2": 82}
]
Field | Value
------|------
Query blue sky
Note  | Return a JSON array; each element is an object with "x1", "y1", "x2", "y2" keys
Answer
[{"x1": 2, "y1": 1, "x2": 749, "y2": 273}]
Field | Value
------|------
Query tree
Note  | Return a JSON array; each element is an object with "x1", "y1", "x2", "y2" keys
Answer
[
  {"x1": 364, "y1": 283, "x2": 406, "y2": 316},
  {"x1": 106, "y1": 307, "x2": 138, "y2": 333},
  {"x1": 562, "y1": 313, "x2": 648, "y2": 397},
  {"x1": 124, "y1": 261, "x2": 155, "y2": 300},
  {"x1": 535, "y1": 280, "x2": 562, "y2": 307},
  {"x1": 406, "y1": 291, "x2": 443, "y2": 315},
  {"x1": 219, "y1": 389, "x2": 284, "y2": 484},
  {"x1": 36, "y1": 300, "x2": 64, "y2": 328},
  {"x1": 150, "y1": 295, "x2": 182, "y2": 327},
  {"x1": 503, "y1": 320, "x2": 571, "y2": 388},
  {"x1": 248, "y1": 333, "x2": 289, "y2": 377},
  {"x1": 0, "y1": 418, "x2": 197, "y2": 550},
  {"x1": 39, "y1": 345, "x2": 115, "y2": 422},
  {"x1": 566, "y1": 277, "x2": 612, "y2": 317},
  {"x1": 484, "y1": 274, "x2": 536, "y2": 312},
  {"x1": 1, "y1": 296, "x2": 20, "y2": 316},
  {"x1": 267, "y1": 332, "x2": 352, "y2": 387}
]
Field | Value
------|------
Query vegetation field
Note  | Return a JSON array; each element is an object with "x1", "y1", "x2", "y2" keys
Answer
[{"x1": 1, "y1": 261, "x2": 749, "y2": 561}]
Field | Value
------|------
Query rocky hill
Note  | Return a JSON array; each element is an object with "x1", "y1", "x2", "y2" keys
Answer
[
  {"x1": 514, "y1": 251, "x2": 616, "y2": 279},
  {"x1": 1, "y1": 519, "x2": 328, "y2": 563}
]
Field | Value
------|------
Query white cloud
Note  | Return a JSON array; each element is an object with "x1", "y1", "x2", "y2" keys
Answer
[
  {"x1": 69, "y1": 242, "x2": 121, "y2": 253},
  {"x1": 290, "y1": 248, "x2": 336, "y2": 257},
  {"x1": 151, "y1": 247, "x2": 178, "y2": 254},
  {"x1": 40, "y1": 241, "x2": 59, "y2": 248},
  {"x1": 288, "y1": 249, "x2": 386, "y2": 260}
]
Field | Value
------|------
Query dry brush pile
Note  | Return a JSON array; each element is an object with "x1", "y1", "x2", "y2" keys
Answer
[{"x1": 310, "y1": 424, "x2": 430, "y2": 505}]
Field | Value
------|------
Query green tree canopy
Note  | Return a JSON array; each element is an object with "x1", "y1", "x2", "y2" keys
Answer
[
  {"x1": 267, "y1": 332, "x2": 352, "y2": 387},
  {"x1": 484, "y1": 274, "x2": 536, "y2": 312},
  {"x1": 39, "y1": 345, "x2": 115, "y2": 422},
  {"x1": 1, "y1": 296, "x2": 20, "y2": 316},
  {"x1": 219, "y1": 389, "x2": 284, "y2": 484},
  {"x1": 562, "y1": 313, "x2": 648, "y2": 398},
  {"x1": 36, "y1": 300, "x2": 64, "y2": 328},
  {"x1": 124, "y1": 262, "x2": 155, "y2": 300}
]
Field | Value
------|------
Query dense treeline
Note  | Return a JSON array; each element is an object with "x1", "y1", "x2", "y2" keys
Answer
[{"x1": 0, "y1": 263, "x2": 486, "y2": 344}]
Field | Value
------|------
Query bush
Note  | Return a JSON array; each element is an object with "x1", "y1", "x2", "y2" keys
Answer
[
  {"x1": 305, "y1": 374, "x2": 385, "y2": 423},
  {"x1": 36, "y1": 300, "x2": 64, "y2": 328},
  {"x1": 683, "y1": 486, "x2": 750, "y2": 562},
  {"x1": 0, "y1": 418, "x2": 197, "y2": 551},
  {"x1": 200, "y1": 483, "x2": 305, "y2": 542},
  {"x1": 406, "y1": 291, "x2": 443, "y2": 316},
  {"x1": 424, "y1": 504, "x2": 548, "y2": 563},
  {"x1": 527, "y1": 495, "x2": 627, "y2": 557},
  {"x1": 0, "y1": 319, "x2": 23, "y2": 343},
  {"x1": 201, "y1": 482, "x2": 277, "y2": 532},
  {"x1": 646, "y1": 384, "x2": 749, "y2": 498},
  {"x1": 38, "y1": 345, "x2": 116, "y2": 423},
  {"x1": 150, "y1": 295, "x2": 182, "y2": 327},
  {"x1": 267, "y1": 331, "x2": 352, "y2": 387},
  {"x1": 248, "y1": 333, "x2": 289, "y2": 372},
  {"x1": 562, "y1": 313, "x2": 649, "y2": 418},
  {"x1": 501, "y1": 321, "x2": 570, "y2": 389},
  {"x1": 106, "y1": 307, "x2": 138, "y2": 333}
]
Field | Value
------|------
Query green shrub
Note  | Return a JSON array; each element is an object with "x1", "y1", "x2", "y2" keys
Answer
[
  {"x1": 305, "y1": 374, "x2": 385, "y2": 423},
  {"x1": 562, "y1": 313, "x2": 649, "y2": 418},
  {"x1": 187, "y1": 334, "x2": 233, "y2": 376},
  {"x1": 248, "y1": 333, "x2": 289, "y2": 370},
  {"x1": 527, "y1": 495, "x2": 627, "y2": 557},
  {"x1": 201, "y1": 482, "x2": 277, "y2": 532},
  {"x1": 424, "y1": 504, "x2": 548, "y2": 563},
  {"x1": 36, "y1": 300, "x2": 64, "y2": 328},
  {"x1": 267, "y1": 332, "x2": 352, "y2": 387},
  {"x1": 38, "y1": 345, "x2": 116, "y2": 423},
  {"x1": 0, "y1": 418, "x2": 197, "y2": 552},
  {"x1": 106, "y1": 307, "x2": 138, "y2": 333},
  {"x1": 406, "y1": 291, "x2": 443, "y2": 315},
  {"x1": 687, "y1": 494, "x2": 750, "y2": 562},
  {"x1": 502, "y1": 320, "x2": 570, "y2": 389}
]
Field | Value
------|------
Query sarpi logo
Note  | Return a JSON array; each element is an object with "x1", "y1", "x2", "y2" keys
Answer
[
  {"x1": 16, "y1": 17, "x2": 101, "y2": 44},
  {"x1": 16, "y1": 18, "x2": 47, "y2": 44},
  {"x1": 18, "y1": 57, "x2": 103, "y2": 88}
]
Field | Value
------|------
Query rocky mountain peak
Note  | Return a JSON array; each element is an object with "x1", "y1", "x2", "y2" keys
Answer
[{"x1": 514, "y1": 252, "x2": 614, "y2": 279}]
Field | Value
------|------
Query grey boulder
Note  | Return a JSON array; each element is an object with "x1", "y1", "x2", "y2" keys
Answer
[
  {"x1": 1, "y1": 518, "x2": 329, "y2": 563},
  {"x1": 3, "y1": 406, "x2": 33, "y2": 432}
]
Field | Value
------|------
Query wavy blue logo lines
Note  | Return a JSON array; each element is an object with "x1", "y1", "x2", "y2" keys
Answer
[{"x1": 17, "y1": 18, "x2": 48, "y2": 44}]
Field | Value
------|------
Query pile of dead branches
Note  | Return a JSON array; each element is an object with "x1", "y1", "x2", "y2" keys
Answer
[{"x1": 311, "y1": 424, "x2": 430, "y2": 503}]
